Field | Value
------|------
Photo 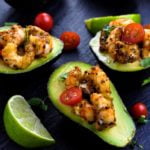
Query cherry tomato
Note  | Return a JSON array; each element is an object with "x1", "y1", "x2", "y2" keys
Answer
[
  {"x1": 60, "y1": 87, "x2": 82, "y2": 106},
  {"x1": 143, "y1": 24, "x2": 150, "y2": 29},
  {"x1": 122, "y1": 23, "x2": 145, "y2": 44},
  {"x1": 60, "y1": 31, "x2": 80, "y2": 51},
  {"x1": 131, "y1": 102, "x2": 148, "y2": 119},
  {"x1": 34, "y1": 12, "x2": 54, "y2": 31}
]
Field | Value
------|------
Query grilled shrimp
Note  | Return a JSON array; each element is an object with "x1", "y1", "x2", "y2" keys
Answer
[
  {"x1": 26, "y1": 26, "x2": 53, "y2": 57},
  {"x1": 2, "y1": 43, "x2": 35, "y2": 69},
  {"x1": 90, "y1": 93, "x2": 115, "y2": 130},
  {"x1": 86, "y1": 66, "x2": 112, "y2": 99},
  {"x1": 95, "y1": 108, "x2": 116, "y2": 130},
  {"x1": 0, "y1": 25, "x2": 25, "y2": 47},
  {"x1": 142, "y1": 29, "x2": 150, "y2": 58},
  {"x1": 90, "y1": 93, "x2": 112, "y2": 109},
  {"x1": 105, "y1": 27, "x2": 140, "y2": 63},
  {"x1": 65, "y1": 67, "x2": 82, "y2": 89},
  {"x1": 73, "y1": 100, "x2": 95, "y2": 123},
  {"x1": 109, "y1": 18, "x2": 134, "y2": 27}
]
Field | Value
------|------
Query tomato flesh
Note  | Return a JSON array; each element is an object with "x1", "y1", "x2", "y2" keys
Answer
[
  {"x1": 34, "y1": 12, "x2": 54, "y2": 32},
  {"x1": 122, "y1": 23, "x2": 145, "y2": 44},
  {"x1": 60, "y1": 87, "x2": 82, "y2": 106},
  {"x1": 131, "y1": 102, "x2": 148, "y2": 119}
]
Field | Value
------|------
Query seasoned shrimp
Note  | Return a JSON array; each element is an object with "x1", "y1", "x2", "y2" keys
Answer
[
  {"x1": 87, "y1": 66, "x2": 112, "y2": 99},
  {"x1": 142, "y1": 29, "x2": 150, "y2": 58},
  {"x1": 65, "y1": 66, "x2": 82, "y2": 89},
  {"x1": 104, "y1": 27, "x2": 140, "y2": 63},
  {"x1": 0, "y1": 25, "x2": 25, "y2": 47},
  {"x1": 109, "y1": 18, "x2": 134, "y2": 27},
  {"x1": 73, "y1": 100, "x2": 95, "y2": 123},
  {"x1": 2, "y1": 43, "x2": 35, "y2": 69},
  {"x1": 90, "y1": 93, "x2": 115, "y2": 130},
  {"x1": 95, "y1": 108, "x2": 116, "y2": 130},
  {"x1": 26, "y1": 26, "x2": 53, "y2": 57}
]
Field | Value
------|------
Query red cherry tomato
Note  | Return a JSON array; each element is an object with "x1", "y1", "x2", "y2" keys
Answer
[
  {"x1": 131, "y1": 102, "x2": 148, "y2": 119},
  {"x1": 34, "y1": 12, "x2": 54, "y2": 31},
  {"x1": 122, "y1": 23, "x2": 145, "y2": 44},
  {"x1": 60, "y1": 31, "x2": 80, "y2": 51},
  {"x1": 60, "y1": 87, "x2": 82, "y2": 106}
]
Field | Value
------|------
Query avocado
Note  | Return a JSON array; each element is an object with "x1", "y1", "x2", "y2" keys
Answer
[
  {"x1": 85, "y1": 14, "x2": 141, "y2": 34},
  {"x1": 90, "y1": 32, "x2": 146, "y2": 72},
  {"x1": 0, "y1": 26, "x2": 63, "y2": 74},
  {"x1": 47, "y1": 61, "x2": 136, "y2": 147}
]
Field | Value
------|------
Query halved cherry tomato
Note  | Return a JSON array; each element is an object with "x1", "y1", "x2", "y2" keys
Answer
[
  {"x1": 34, "y1": 12, "x2": 54, "y2": 31},
  {"x1": 122, "y1": 23, "x2": 145, "y2": 44},
  {"x1": 60, "y1": 87, "x2": 82, "y2": 106},
  {"x1": 131, "y1": 102, "x2": 148, "y2": 119}
]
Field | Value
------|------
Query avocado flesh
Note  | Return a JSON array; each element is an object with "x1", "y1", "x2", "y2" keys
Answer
[
  {"x1": 47, "y1": 61, "x2": 136, "y2": 147},
  {"x1": 90, "y1": 32, "x2": 145, "y2": 72},
  {"x1": 0, "y1": 26, "x2": 63, "y2": 74}
]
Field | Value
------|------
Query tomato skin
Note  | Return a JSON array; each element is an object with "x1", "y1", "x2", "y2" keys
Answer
[
  {"x1": 122, "y1": 23, "x2": 145, "y2": 44},
  {"x1": 34, "y1": 12, "x2": 54, "y2": 31},
  {"x1": 60, "y1": 31, "x2": 80, "y2": 51},
  {"x1": 131, "y1": 102, "x2": 148, "y2": 119},
  {"x1": 60, "y1": 87, "x2": 82, "y2": 106}
]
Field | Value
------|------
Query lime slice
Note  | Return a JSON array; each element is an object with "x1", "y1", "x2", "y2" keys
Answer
[
  {"x1": 3, "y1": 95, "x2": 55, "y2": 148},
  {"x1": 85, "y1": 14, "x2": 141, "y2": 34}
]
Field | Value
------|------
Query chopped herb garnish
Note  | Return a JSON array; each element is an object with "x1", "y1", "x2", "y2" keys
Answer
[
  {"x1": 59, "y1": 72, "x2": 68, "y2": 80},
  {"x1": 102, "y1": 25, "x2": 115, "y2": 37},
  {"x1": 130, "y1": 140, "x2": 144, "y2": 149},
  {"x1": 140, "y1": 58, "x2": 150, "y2": 68},
  {"x1": 137, "y1": 116, "x2": 149, "y2": 124},
  {"x1": 28, "y1": 97, "x2": 48, "y2": 111},
  {"x1": 142, "y1": 77, "x2": 150, "y2": 86},
  {"x1": 4, "y1": 22, "x2": 18, "y2": 26}
]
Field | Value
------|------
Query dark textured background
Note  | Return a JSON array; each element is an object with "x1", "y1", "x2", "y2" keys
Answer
[{"x1": 0, "y1": 0, "x2": 150, "y2": 149}]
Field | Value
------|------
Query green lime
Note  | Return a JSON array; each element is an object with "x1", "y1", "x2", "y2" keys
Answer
[
  {"x1": 85, "y1": 14, "x2": 141, "y2": 34},
  {"x1": 3, "y1": 95, "x2": 55, "y2": 148}
]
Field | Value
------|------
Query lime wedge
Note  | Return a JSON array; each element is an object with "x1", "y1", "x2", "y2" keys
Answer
[
  {"x1": 85, "y1": 14, "x2": 141, "y2": 34},
  {"x1": 3, "y1": 95, "x2": 55, "y2": 148}
]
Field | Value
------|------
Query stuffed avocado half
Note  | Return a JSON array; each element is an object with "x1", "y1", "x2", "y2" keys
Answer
[
  {"x1": 47, "y1": 61, "x2": 135, "y2": 147},
  {"x1": 87, "y1": 14, "x2": 150, "y2": 72},
  {"x1": 0, "y1": 25, "x2": 63, "y2": 74}
]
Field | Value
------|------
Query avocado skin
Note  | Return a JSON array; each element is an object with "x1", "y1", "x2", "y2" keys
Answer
[
  {"x1": 0, "y1": 27, "x2": 63, "y2": 74},
  {"x1": 90, "y1": 32, "x2": 145, "y2": 72},
  {"x1": 47, "y1": 61, "x2": 136, "y2": 147}
]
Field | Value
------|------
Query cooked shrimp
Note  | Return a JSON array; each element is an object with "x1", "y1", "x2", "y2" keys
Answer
[
  {"x1": 65, "y1": 67, "x2": 82, "y2": 89},
  {"x1": 109, "y1": 18, "x2": 134, "y2": 27},
  {"x1": 2, "y1": 43, "x2": 35, "y2": 69},
  {"x1": 95, "y1": 108, "x2": 116, "y2": 130},
  {"x1": 90, "y1": 93, "x2": 115, "y2": 130},
  {"x1": 73, "y1": 100, "x2": 95, "y2": 123},
  {"x1": 142, "y1": 29, "x2": 150, "y2": 58},
  {"x1": 86, "y1": 66, "x2": 112, "y2": 99},
  {"x1": 90, "y1": 93, "x2": 112, "y2": 109},
  {"x1": 0, "y1": 25, "x2": 25, "y2": 47},
  {"x1": 105, "y1": 27, "x2": 140, "y2": 63},
  {"x1": 26, "y1": 26, "x2": 53, "y2": 57}
]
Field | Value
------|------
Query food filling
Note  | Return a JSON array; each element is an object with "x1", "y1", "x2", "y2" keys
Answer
[
  {"x1": 0, "y1": 25, "x2": 53, "y2": 69},
  {"x1": 59, "y1": 66, "x2": 116, "y2": 131},
  {"x1": 100, "y1": 18, "x2": 150, "y2": 63}
]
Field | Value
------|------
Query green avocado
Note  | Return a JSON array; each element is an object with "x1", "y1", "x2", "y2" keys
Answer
[
  {"x1": 90, "y1": 32, "x2": 146, "y2": 72},
  {"x1": 85, "y1": 14, "x2": 141, "y2": 34},
  {"x1": 47, "y1": 61, "x2": 136, "y2": 147},
  {"x1": 0, "y1": 26, "x2": 63, "y2": 74}
]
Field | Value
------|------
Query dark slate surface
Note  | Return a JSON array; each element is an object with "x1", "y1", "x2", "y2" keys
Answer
[{"x1": 0, "y1": 0, "x2": 150, "y2": 149}]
